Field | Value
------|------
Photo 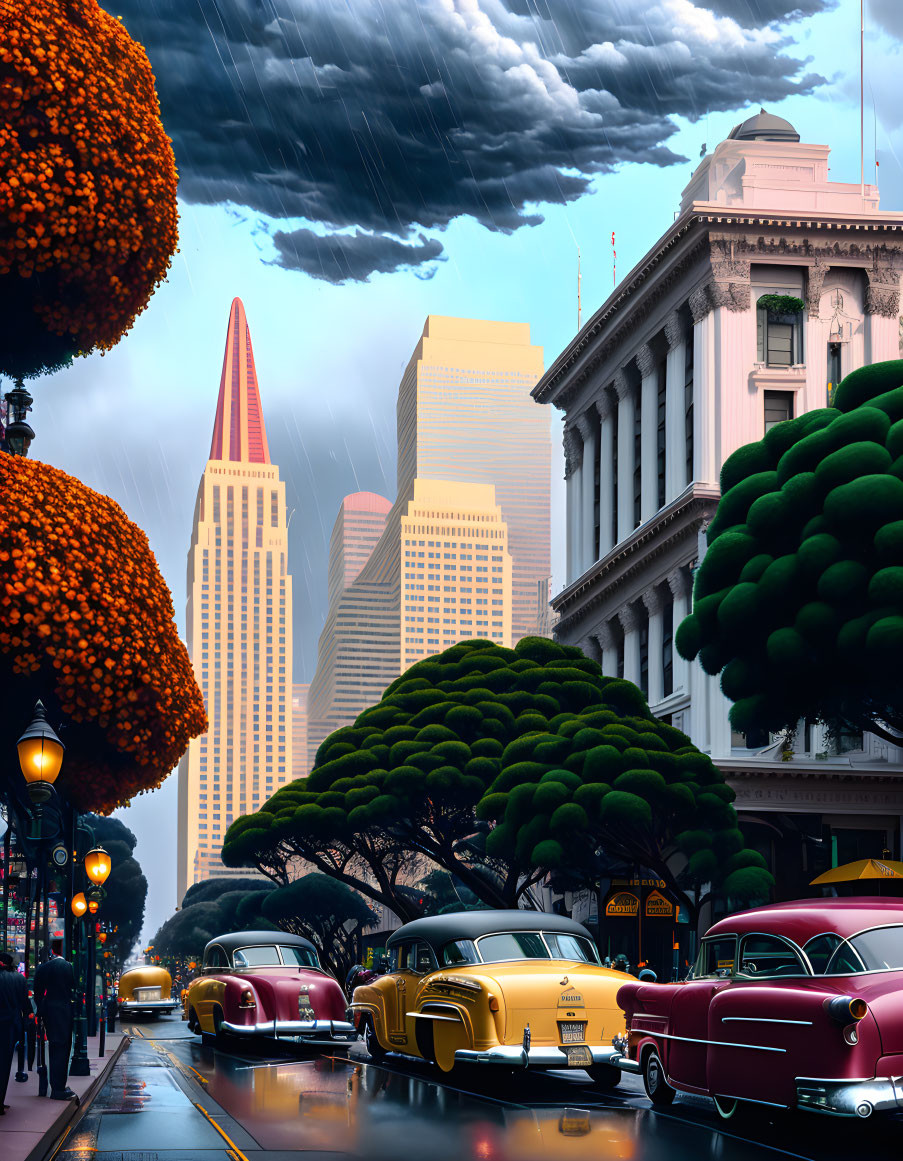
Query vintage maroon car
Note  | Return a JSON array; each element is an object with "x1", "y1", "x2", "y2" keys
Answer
[
  {"x1": 185, "y1": 930, "x2": 357, "y2": 1048},
  {"x1": 615, "y1": 898, "x2": 903, "y2": 1119}
]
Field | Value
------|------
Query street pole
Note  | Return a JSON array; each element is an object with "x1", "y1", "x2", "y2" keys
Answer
[
  {"x1": 69, "y1": 912, "x2": 89, "y2": 1076},
  {"x1": 1, "y1": 816, "x2": 10, "y2": 953}
]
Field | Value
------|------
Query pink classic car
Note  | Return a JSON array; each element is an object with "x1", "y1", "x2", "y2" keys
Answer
[
  {"x1": 615, "y1": 898, "x2": 903, "y2": 1120},
  {"x1": 185, "y1": 930, "x2": 357, "y2": 1048}
]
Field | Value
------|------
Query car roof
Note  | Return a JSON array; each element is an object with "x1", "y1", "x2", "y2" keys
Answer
[
  {"x1": 706, "y1": 897, "x2": 903, "y2": 944},
  {"x1": 204, "y1": 930, "x2": 317, "y2": 956},
  {"x1": 387, "y1": 910, "x2": 594, "y2": 952}
]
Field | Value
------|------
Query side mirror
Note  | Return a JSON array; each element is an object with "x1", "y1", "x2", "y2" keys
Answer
[{"x1": 638, "y1": 969, "x2": 657, "y2": 983}]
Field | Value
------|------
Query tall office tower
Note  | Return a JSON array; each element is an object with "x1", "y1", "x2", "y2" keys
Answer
[
  {"x1": 292, "y1": 682, "x2": 309, "y2": 780},
  {"x1": 177, "y1": 298, "x2": 293, "y2": 902},
  {"x1": 307, "y1": 492, "x2": 392, "y2": 768},
  {"x1": 396, "y1": 316, "x2": 548, "y2": 641}
]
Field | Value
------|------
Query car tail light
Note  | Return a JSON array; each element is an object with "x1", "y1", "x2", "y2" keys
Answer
[
  {"x1": 239, "y1": 988, "x2": 256, "y2": 1009},
  {"x1": 826, "y1": 995, "x2": 868, "y2": 1023},
  {"x1": 487, "y1": 994, "x2": 500, "y2": 1012}
]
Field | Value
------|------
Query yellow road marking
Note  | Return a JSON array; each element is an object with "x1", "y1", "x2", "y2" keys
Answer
[{"x1": 193, "y1": 1102, "x2": 249, "y2": 1161}]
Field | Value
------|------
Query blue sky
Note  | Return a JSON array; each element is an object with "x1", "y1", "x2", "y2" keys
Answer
[{"x1": 22, "y1": 0, "x2": 902, "y2": 939}]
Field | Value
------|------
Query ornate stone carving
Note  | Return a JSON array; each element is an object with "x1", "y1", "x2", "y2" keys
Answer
[
  {"x1": 642, "y1": 586, "x2": 665, "y2": 615},
  {"x1": 667, "y1": 565, "x2": 693, "y2": 599},
  {"x1": 593, "y1": 620, "x2": 618, "y2": 652},
  {"x1": 563, "y1": 425, "x2": 582, "y2": 480},
  {"x1": 664, "y1": 309, "x2": 683, "y2": 352},
  {"x1": 865, "y1": 263, "x2": 901, "y2": 318},
  {"x1": 595, "y1": 389, "x2": 615, "y2": 421},
  {"x1": 618, "y1": 603, "x2": 644, "y2": 634},
  {"x1": 613, "y1": 369, "x2": 635, "y2": 401},
  {"x1": 688, "y1": 285, "x2": 712, "y2": 324},
  {"x1": 806, "y1": 261, "x2": 828, "y2": 318},
  {"x1": 635, "y1": 342, "x2": 657, "y2": 380},
  {"x1": 575, "y1": 410, "x2": 595, "y2": 442},
  {"x1": 709, "y1": 237, "x2": 751, "y2": 312}
]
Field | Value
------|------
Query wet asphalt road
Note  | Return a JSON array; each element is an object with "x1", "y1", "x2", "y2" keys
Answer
[{"x1": 55, "y1": 1014, "x2": 903, "y2": 1161}]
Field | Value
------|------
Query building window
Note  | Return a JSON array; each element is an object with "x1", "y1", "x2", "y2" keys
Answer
[
  {"x1": 610, "y1": 385, "x2": 619, "y2": 537},
  {"x1": 827, "y1": 342, "x2": 842, "y2": 406},
  {"x1": 633, "y1": 390, "x2": 642, "y2": 529},
  {"x1": 764, "y1": 390, "x2": 794, "y2": 433},
  {"x1": 639, "y1": 614, "x2": 649, "y2": 698},
  {"x1": 662, "y1": 598, "x2": 673, "y2": 699},
  {"x1": 657, "y1": 357, "x2": 667, "y2": 510},
  {"x1": 756, "y1": 295, "x2": 804, "y2": 366}
]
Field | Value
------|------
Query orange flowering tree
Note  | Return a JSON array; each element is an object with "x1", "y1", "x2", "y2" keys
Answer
[
  {"x1": 0, "y1": 0, "x2": 179, "y2": 379},
  {"x1": 0, "y1": 455, "x2": 206, "y2": 813}
]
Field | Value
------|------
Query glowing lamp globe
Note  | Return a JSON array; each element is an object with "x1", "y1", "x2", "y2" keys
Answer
[
  {"x1": 17, "y1": 701, "x2": 64, "y2": 803},
  {"x1": 87, "y1": 898, "x2": 99, "y2": 915},
  {"x1": 71, "y1": 893, "x2": 87, "y2": 917},
  {"x1": 98, "y1": 932, "x2": 107, "y2": 944},
  {"x1": 84, "y1": 846, "x2": 111, "y2": 885}
]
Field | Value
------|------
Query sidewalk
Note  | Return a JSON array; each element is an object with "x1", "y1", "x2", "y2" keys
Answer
[{"x1": 1, "y1": 1029, "x2": 130, "y2": 1161}]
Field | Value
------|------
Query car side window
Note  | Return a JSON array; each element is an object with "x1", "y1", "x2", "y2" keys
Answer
[
  {"x1": 738, "y1": 934, "x2": 807, "y2": 977},
  {"x1": 413, "y1": 942, "x2": 437, "y2": 974},
  {"x1": 442, "y1": 940, "x2": 478, "y2": 966},
  {"x1": 205, "y1": 945, "x2": 224, "y2": 969},
  {"x1": 803, "y1": 933, "x2": 843, "y2": 974},
  {"x1": 692, "y1": 937, "x2": 737, "y2": 978},
  {"x1": 397, "y1": 944, "x2": 417, "y2": 972}
]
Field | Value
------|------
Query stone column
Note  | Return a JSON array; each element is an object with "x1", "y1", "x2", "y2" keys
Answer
[
  {"x1": 637, "y1": 343, "x2": 659, "y2": 524},
  {"x1": 595, "y1": 621, "x2": 618, "y2": 678},
  {"x1": 596, "y1": 393, "x2": 615, "y2": 557},
  {"x1": 864, "y1": 264, "x2": 901, "y2": 363},
  {"x1": 664, "y1": 309, "x2": 687, "y2": 501},
  {"x1": 576, "y1": 410, "x2": 597, "y2": 573},
  {"x1": 689, "y1": 286, "x2": 718, "y2": 486},
  {"x1": 667, "y1": 566, "x2": 693, "y2": 694},
  {"x1": 563, "y1": 425, "x2": 582, "y2": 585},
  {"x1": 642, "y1": 587, "x2": 665, "y2": 707},
  {"x1": 614, "y1": 370, "x2": 636, "y2": 543},
  {"x1": 619, "y1": 603, "x2": 643, "y2": 687}
]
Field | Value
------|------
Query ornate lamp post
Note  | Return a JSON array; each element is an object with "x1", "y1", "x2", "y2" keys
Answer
[{"x1": 2, "y1": 381, "x2": 36, "y2": 457}]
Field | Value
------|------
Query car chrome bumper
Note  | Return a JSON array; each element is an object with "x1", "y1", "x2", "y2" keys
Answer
[
  {"x1": 119, "y1": 1000, "x2": 179, "y2": 1012},
  {"x1": 796, "y1": 1076, "x2": 903, "y2": 1118},
  {"x1": 220, "y1": 1018, "x2": 358, "y2": 1042},
  {"x1": 455, "y1": 1043, "x2": 620, "y2": 1068}
]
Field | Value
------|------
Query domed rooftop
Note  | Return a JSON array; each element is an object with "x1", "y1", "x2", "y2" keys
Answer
[{"x1": 727, "y1": 108, "x2": 800, "y2": 143}]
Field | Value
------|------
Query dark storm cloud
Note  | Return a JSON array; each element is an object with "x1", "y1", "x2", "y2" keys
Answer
[
  {"x1": 108, "y1": 0, "x2": 827, "y2": 281},
  {"x1": 868, "y1": 0, "x2": 903, "y2": 40},
  {"x1": 272, "y1": 228, "x2": 446, "y2": 281},
  {"x1": 702, "y1": 1, "x2": 832, "y2": 24}
]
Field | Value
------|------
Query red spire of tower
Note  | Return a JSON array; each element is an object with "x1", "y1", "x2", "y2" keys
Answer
[{"x1": 209, "y1": 297, "x2": 270, "y2": 464}]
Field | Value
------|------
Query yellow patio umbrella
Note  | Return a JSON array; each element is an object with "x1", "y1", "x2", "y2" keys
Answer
[{"x1": 811, "y1": 858, "x2": 903, "y2": 886}]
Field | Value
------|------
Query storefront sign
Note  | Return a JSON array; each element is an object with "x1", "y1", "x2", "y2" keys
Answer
[
  {"x1": 645, "y1": 889, "x2": 674, "y2": 918},
  {"x1": 605, "y1": 891, "x2": 640, "y2": 917},
  {"x1": 612, "y1": 877, "x2": 667, "y2": 889}
]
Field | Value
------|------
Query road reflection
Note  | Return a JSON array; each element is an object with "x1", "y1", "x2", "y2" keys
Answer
[{"x1": 182, "y1": 1046, "x2": 782, "y2": 1160}]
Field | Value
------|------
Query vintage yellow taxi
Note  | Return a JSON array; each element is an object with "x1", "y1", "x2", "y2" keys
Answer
[
  {"x1": 117, "y1": 965, "x2": 179, "y2": 1018},
  {"x1": 350, "y1": 911, "x2": 631, "y2": 1086}
]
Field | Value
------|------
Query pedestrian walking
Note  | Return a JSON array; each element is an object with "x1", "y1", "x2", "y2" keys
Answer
[
  {"x1": 33, "y1": 940, "x2": 77, "y2": 1101},
  {"x1": 0, "y1": 951, "x2": 29, "y2": 1114}
]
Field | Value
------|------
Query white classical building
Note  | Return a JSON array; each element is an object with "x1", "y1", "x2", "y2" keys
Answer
[{"x1": 533, "y1": 110, "x2": 903, "y2": 895}]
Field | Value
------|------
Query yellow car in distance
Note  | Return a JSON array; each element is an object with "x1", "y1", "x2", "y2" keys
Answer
[
  {"x1": 351, "y1": 911, "x2": 631, "y2": 1087},
  {"x1": 118, "y1": 965, "x2": 179, "y2": 1019}
]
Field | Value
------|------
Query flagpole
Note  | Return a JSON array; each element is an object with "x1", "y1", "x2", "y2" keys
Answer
[{"x1": 860, "y1": 0, "x2": 865, "y2": 200}]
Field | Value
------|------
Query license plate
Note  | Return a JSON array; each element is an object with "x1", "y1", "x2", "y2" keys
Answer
[
  {"x1": 559, "y1": 1021, "x2": 587, "y2": 1044},
  {"x1": 563, "y1": 1045, "x2": 593, "y2": 1067}
]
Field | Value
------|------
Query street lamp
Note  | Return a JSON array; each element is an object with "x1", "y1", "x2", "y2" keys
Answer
[
  {"x1": 87, "y1": 897, "x2": 100, "y2": 915},
  {"x1": 17, "y1": 701, "x2": 64, "y2": 805},
  {"x1": 84, "y1": 847, "x2": 111, "y2": 886},
  {"x1": 3, "y1": 381, "x2": 36, "y2": 457},
  {"x1": 71, "y1": 893, "x2": 87, "y2": 917}
]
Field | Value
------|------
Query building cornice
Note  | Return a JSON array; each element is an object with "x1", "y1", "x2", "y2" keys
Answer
[
  {"x1": 534, "y1": 204, "x2": 903, "y2": 409},
  {"x1": 551, "y1": 484, "x2": 719, "y2": 634}
]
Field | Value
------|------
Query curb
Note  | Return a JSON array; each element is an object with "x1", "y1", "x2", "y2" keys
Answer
[{"x1": 26, "y1": 1034, "x2": 132, "y2": 1161}]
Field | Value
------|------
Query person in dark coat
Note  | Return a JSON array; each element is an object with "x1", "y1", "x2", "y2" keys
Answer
[
  {"x1": 0, "y1": 951, "x2": 30, "y2": 1114},
  {"x1": 34, "y1": 940, "x2": 76, "y2": 1100}
]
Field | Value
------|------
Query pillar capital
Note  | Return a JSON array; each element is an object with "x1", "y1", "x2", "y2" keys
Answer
[
  {"x1": 595, "y1": 389, "x2": 615, "y2": 421},
  {"x1": 664, "y1": 309, "x2": 684, "y2": 352},
  {"x1": 593, "y1": 620, "x2": 618, "y2": 652},
  {"x1": 642, "y1": 586, "x2": 666, "y2": 615},
  {"x1": 618, "y1": 603, "x2": 644, "y2": 634},
  {"x1": 635, "y1": 342, "x2": 657, "y2": 380},
  {"x1": 575, "y1": 410, "x2": 596, "y2": 442},
  {"x1": 688, "y1": 284, "x2": 712, "y2": 324},
  {"x1": 806, "y1": 261, "x2": 828, "y2": 318},
  {"x1": 613, "y1": 368, "x2": 635, "y2": 401},
  {"x1": 563, "y1": 425, "x2": 583, "y2": 479},
  {"x1": 666, "y1": 565, "x2": 693, "y2": 600},
  {"x1": 864, "y1": 262, "x2": 901, "y2": 318}
]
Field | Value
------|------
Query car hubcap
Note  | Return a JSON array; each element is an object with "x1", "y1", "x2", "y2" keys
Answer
[{"x1": 649, "y1": 1058, "x2": 661, "y2": 1091}]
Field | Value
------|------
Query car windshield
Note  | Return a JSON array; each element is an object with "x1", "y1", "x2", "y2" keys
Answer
[
  {"x1": 279, "y1": 945, "x2": 320, "y2": 968},
  {"x1": 824, "y1": 926, "x2": 903, "y2": 975},
  {"x1": 474, "y1": 931, "x2": 599, "y2": 964}
]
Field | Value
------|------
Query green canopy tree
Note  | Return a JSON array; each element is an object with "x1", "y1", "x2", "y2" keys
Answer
[
  {"x1": 261, "y1": 874, "x2": 378, "y2": 980},
  {"x1": 676, "y1": 359, "x2": 903, "y2": 745},
  {"x1": 152, "y1": 879, "x2": 275, "y2": 959},
  {"x1": 223, "y1": 638, "x2": 772, "y2": 924}
]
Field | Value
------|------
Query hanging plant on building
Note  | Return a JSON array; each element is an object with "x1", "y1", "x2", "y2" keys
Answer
[
  {"x1": 0, "y1": 0, "x2": 179, "y2": 380},
  {"x1": 676, "y1": 358, "x2": 903, "y2": 746},
  {"x1": 0, "y1": 455, "x2": 206, "y2": 813},
  {"x1": 756, "y1": 294, "x2": 805, "y2": 317}
]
